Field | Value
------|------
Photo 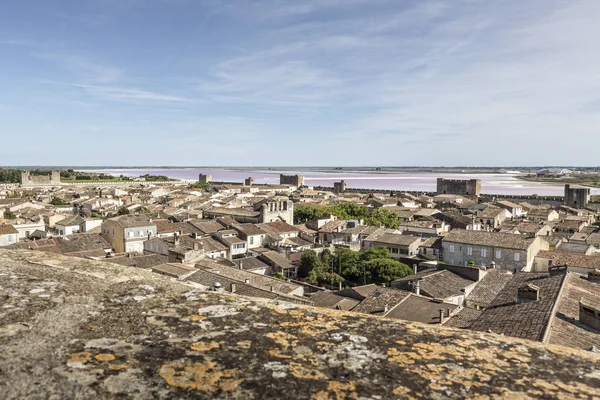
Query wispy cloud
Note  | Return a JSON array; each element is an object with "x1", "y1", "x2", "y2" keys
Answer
[
  {"x1": 75, "y1": 84, "x2": 190, "y2": 102},
  {"x1": 33, "y1": 53, "x2": 124, "y2": 83}
]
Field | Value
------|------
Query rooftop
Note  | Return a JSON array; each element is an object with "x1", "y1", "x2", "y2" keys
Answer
[
  {"x1": 469, "y1": 272, "x2": 565, "y2": 341},
  {"x1": 384, "y1": 295, "x2": 460, "y2": 324},
  {"x1": 393, "y1": 270, "x2": 474, "y2": 299},
  {"x1": 466, "y1": 269, "x2": 514, "y2": 308},
  {"x1": 110, "y1": 214, "x2": 156, "y2": 229},
  {"x1": 546, "y1": 272, "x2": 600, "y2": 350},
  {"x1": 536, "y1": 251, "x2": 600, "y2": 270},
  {"x1": 444, "y1": 229, "x2": 537, "y2": 250}
]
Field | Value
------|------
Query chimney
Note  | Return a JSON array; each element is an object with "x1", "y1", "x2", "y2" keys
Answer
[
  {"x1": 239, "y1": 261, "x2": 243, "y2": 270},
  {"x1": 413, "y1": 265, "x2": 418, "y2": 274},
  {"x1": 213, "y1": 282, "x2": 222, "y2": 292},
  {"x1": 588, "y1": 269, "x2": 600, "y2": 283},
  {"x1": 193, "y1": 242, "x2": 199, "y2": 250},
  {"x1": 147, "y1": 232, "x2": 151, "y2": 241},
  {"x1": 415, "y1": 280, "x2": 421, "y2": 296},
  {"x1": 384, "y1": 304, "x2": 389, "y2": 313},
  {"x1": 230, "y1": 283, "x2": 236, "y2": 293},
  {"x1": 517, "y1": 283, "x2": 540, "y2": 302},
  {"x1": 579, "y1": 299, "x2": 600, "y2": 331},
  {"x1": 174, "y1": 232, "x2": 179, "y2": 246},
  {"x1": 270, "y1": 286, "x2": 274, "y2": 292},
  {"x1": 338, "y1": 282, "x2": 342, "y2": 291},
  {"x1": 245, "y1": 278, "x2": 250, "y2": 284},
  {"x1": 490, "y1": 261, "x2": 496, "y2": 269},
  {"x1": 439, "y1": 309, "x2": 445, "y2": 324},
  {"x1": 192, "y1": 232, "x2": 198, "y2": 239}
]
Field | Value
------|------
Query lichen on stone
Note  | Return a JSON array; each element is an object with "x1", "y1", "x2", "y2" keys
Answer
[{"x1": 159, "y1": 359, "x2": 243, "y2": 393}]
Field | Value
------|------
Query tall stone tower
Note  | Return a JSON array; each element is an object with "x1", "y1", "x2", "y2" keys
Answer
[{"x1": 564, "y1": 184, "x2": 590, "y2": 208}]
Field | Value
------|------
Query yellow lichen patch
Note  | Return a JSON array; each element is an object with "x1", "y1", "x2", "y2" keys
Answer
[
  {"x1": 500, "y1": 350, "x2": 530, "y2": 363},
  {"x1": 288, "y1": 309, "x2": 306, "y2": 319},
  {"x1": 316, "y1": 342, "x2": 336, "y2": 352},
  {"x1": 190, "y1": 341, "x2": 221, "y2": 352},
  {"x1": 394, "y1": 340, "x2": 406, "y2": 346},
  {"x1": 265, "y1": 331, "x2": 298, "y2": 348},
  {"x1": 312, "y1": 381, "x2": 358, "y2": 400},
  {"x1": 392, "y1": 385, "x2": 413, "y2": 397},
  {"x1": 268, "y1": 349, "x2": 292, "y2": 359},
  {"x1": 94, "y1": 353, "x2": 116, "y2": 362},
  {"x1": 266, "y1": 304, "x2": 288, "y2": 314},
  {"x1": 496, "y1": 389, "x2": 536, "y2": 400},
  {"x1": 67, "y1": 352, "x2": 92, "y2": 365},
  {"x1": 528, "y1": 378, "x2": 598, "y2": 398},
  {"x1": 107, "y1": 363, "x2": 128, "y2": 371},
  {"x1": 236, "y1": 340, "x2": 251, "y2": 349},
  {"x1": 387, "y1": 348, "x2": 417, "y2": 365},
  {"x1": 280, "y1": 314, "x2": 340, "y2": 336},
  {"x1": 159, "y1": 360, "x2": 243, "y2": 393},
  {"x1": 289, "y1": 362, "x2": 327, "y2": 380},
  {"x1": 293, "y1": 352, "x2": 320, "y2": 367},
  {"x1": 189, "y1": 315, "x2": 207, "y2": 322}
]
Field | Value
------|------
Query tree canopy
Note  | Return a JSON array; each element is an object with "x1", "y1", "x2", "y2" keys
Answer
[
  {"x1": 294, "y1": 203, "x2": 399, "y2": 228},
  {"x1": 297, "y1": 245, "x2": 412, "y2": 287}
]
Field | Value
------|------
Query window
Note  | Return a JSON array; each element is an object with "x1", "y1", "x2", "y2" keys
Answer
[
  {"x1": 138, "y1": 230, "x2": 143, "y2": 237},
  {"x1": 481, "y1": 248, "x2": 487, "y2": 257},
  {"x1": 250, "y1": 236, "x2": 254, "y2": 245},
  {"x1": 467, "y1": 247, "x2": 473, "y2": 256},
  {"x1": 148, "y1": 230, "x2": 153, "y2": 236},
  {"x1": 514, "y1": 253, "x2": 520, "y2": 262},
  {"x1": 449, "y1": 244, "x2": 455, "y2": 253},
  {"x1": 495, "y1": 250, "x2": 501, "y2": 259},
  {"x1": 128, "y1": 232, "x2": 133, "y2": 238},
  {"x1": 391, "y1": 248, "x2": 399, "y2": 254}
]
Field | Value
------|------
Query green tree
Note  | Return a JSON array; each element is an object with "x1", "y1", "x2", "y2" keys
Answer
[
  {"x1": 364, "y1": 258, "x2": 412, "y2": 285},
  {"x1": 298, "y1": 251, "x2": 323, "y2": 278},
  {"x1": 138, "y1": 206, "x2": 150, "y2": 214},
  {"x1": 50, "y1": 197, "x2": 67, "y2": 206},
  {"x1": 294, "y1": 204, "x2": 331, "y2": 224},
  {"x1": 3, "y1": 209, "x2": 16, "y2": 220},
  {"x1": 307, "y1": 269, "x2": 344, "y2": 287},
  {"x1": 0, "y1": 169, "x2": 22, "y2": 183},
  {"x1": 360, "y1": 245, "x2": 391, "y2": 262},
  {"x1": 189, "y1": 182, "x2": 209, "y2": 190},
  {"x1": 117, "y1": 207, "x2": 130, "y2": 216},
  {"x1": 334, "y1": 247, "x2": 360, "y2": 280},
  {"x1": 272, "y1": 272, "x2": 285, "y2": 280},
  {"x1": 331, "y1": 202, "x2": 369, "y2": 220},
  {"x1": 365, "y1": 208, "x2": 400, "y2": 229},
  {"x1": 320, "y1": 248, "x2": 333, "y2": 269}
]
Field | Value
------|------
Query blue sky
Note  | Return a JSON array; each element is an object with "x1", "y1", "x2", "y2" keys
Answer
[{"x1": 1, "y1": 0, "x2": 599, "y2": 166}]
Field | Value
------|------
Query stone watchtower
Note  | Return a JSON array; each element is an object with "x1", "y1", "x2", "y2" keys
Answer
[
  {"x1": 21, "y1": 170, "x2": 61, "y2": 187},
  {"x1": 333, "y1": 180, "x2": 348, "y2": 194},
  {"x1": 280, "y1": 174, "x2": 305, "y2": 187},
  {"x1": 436, "y1": 178, "x2": 481, "y2": 197},
  {"x1": 198, "y1": 174, "x2": 212, "y2": 184},
  {"x1": 564, "y1": 184, "x2": 590, "y2": 208}
]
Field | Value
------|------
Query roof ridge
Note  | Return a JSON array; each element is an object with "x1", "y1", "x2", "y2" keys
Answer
[{"x1": 541, "y1": 272, "x2": 570, "y2": 344}]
